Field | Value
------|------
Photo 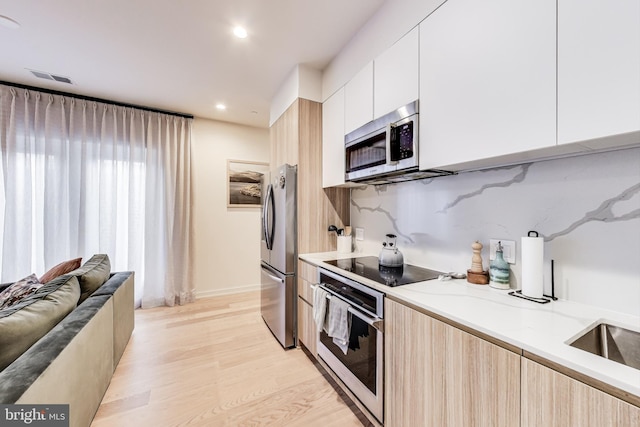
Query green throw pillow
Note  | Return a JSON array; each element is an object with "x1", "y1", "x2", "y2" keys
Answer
[
  {"x1": 71, "y1": 254, "x2": 111, "y2": 303},
  {"x1": 0, "y1": 276, "x2": 80, "y2": 371}
]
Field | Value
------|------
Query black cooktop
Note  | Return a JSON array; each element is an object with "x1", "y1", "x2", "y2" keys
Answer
[{"x1": 324, "y1": 256, "x2": 443, "y2": 287}]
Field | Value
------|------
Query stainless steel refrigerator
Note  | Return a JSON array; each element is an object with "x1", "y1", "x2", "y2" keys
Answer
[{"x1": 260, "y1": 164, "x2": 297, "y2": 348}]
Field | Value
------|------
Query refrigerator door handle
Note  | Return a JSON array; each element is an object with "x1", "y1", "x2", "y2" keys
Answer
[
  {"x1": 262, "y1": 184, "x2": 270, "y2": 249},
  {"x1": 265, "y1": 183, "x2": 275, "y2": 250},
  {"x1": 262, "y1": 184, "x2": 271, "y2": 250},
  {"x1": 263, "y1": 271, "x2": 284, "y2": 284}
]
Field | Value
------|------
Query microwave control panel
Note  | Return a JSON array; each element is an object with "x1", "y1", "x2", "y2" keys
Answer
[{"x1": 391, "y1": 121, "x2": 414, "y2": 161}]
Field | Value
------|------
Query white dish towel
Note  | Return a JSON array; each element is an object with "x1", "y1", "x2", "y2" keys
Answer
[
  {"x1": 327, "y1": 297, "x2": 351, "y2": 355},
  {"x1": 312, "y1": 286, "x2": 329, "y2": 332}
]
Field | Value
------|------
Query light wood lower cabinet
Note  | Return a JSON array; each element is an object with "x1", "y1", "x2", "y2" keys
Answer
[
  {"x1": 297, "y1": 298, "x2": 317, "y2": 356},
  {"x1": 297, "y1": 260, "x2": 318, "y2": 356},
  {"x1": 385, "y1": 298, "x2": 446, "y2": 426},
  {"x1": 521, "y1": 358, "x2": 640, "y2": 426},
  {"x1": 444, "y1": 325, "x2": 521, "y2": 426},
  {"x1": 385, "y1": 299, "x2": 520, "y2": 427}
]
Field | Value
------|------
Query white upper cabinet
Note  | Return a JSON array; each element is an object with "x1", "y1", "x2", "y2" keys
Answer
[
  {"x1": 322, "y1": 87, "x2": 346, "y2": 188},
  {"x1": 344, "y1": 61, "x2": 374, "y2": 135},
  {"x1": 419, "y1": 0, "x2": 556, "y2": 170},
  {"x1": 344, "y1": 29, "x2": 420, "y2": 136},
  {"x1": 558, "y1": 0, "x2": 640, "y2": 145},
  {"x1": 374, "y1": 27, "x2": 419, "y2": 118}
]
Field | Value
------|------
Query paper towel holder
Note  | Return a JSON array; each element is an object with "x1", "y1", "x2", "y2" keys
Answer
[{"x1": 508, "y1": 258, "x2": 558, "y2": 304}]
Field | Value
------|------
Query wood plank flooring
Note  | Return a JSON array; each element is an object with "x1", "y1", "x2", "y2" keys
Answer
[{"x1": 92, "y1": 291, "x2": 370, "y2": 427}]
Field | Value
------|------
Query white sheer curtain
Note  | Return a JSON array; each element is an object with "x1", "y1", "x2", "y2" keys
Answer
[{"x1": 0, "y1": 84, "x2": 193, "y2": 308}]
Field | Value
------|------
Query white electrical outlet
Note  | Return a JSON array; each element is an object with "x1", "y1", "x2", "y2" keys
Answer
[
  {"x1": 489, "y1": 239, "x2": 516, "y2": 264},
  {"x1": 355, "y1": 227, "x2": 364, "y2": 241}
]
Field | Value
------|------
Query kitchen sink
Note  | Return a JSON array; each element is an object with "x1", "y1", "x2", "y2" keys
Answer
[{"x1": 569, "y1": 323, "x2": 640, "y2": 370}]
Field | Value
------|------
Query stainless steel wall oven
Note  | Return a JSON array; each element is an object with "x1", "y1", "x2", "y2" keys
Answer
[{"x1": 316, "y1": 268, "x2": 384, "y2": 423}]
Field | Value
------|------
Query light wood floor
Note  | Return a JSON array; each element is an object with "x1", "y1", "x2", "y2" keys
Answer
[{"x1": 92, "y1": 291, "x2": 370, "y2": 427}]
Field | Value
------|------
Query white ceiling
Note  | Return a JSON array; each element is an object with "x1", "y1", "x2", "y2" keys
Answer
[{"x1": 0, "y1": 0, "x2": 385, "y2": 128}]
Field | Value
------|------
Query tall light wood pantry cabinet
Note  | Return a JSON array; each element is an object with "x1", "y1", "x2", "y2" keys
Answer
[
  {"x1": 270, "y1": 98, "x2": 349, "y2": 351},
  {"x1": 269, "y1": 98, "x2": 350, "y2": 255},
  {"x1": 385, "y1": 299, "x2": 520, "y2": 427}
]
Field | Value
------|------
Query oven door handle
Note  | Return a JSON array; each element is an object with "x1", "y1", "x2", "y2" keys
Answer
[
  {"x1": 348, "y1": 305, "x2": 384, "y2": 332},
  {"x1": 313, "y1": 284, "x2": 384, "y2": 332}
]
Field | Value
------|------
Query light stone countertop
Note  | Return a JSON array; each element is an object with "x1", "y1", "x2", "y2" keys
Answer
[{"x1": 299, "y1": 251, "x2": 640, "y2": 402}]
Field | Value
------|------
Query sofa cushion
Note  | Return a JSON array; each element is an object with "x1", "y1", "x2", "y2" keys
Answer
[
  {"x1": 90, "y1": 271, "x2": 134, "y2": 298},
  {"x1": 70, "y1": 254, "x2": 111, "y2": 303},
  {"x1": 0, "y1": 274, "x2": 43, "y2": 309},
  {"x1": 0, "y1": 275, "x2": 80, "y2": 371},
  {"x1": 39, "y1": 257, "x2": 82, "y2": 283},
  {"x1": 0, "y1": 295, "x2": 111, "y2": 404}
]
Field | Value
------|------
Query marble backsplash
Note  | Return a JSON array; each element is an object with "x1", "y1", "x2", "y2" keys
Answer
[{"x1": 350, "y1": 147, "x2": 640, "y2": 317}]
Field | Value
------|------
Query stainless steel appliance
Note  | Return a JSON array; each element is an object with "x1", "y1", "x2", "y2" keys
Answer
[
  {"x1": 316, "y1": 268, "x2": 385, "y2": 423},
  {"x1": 260, "y1": 164, "x2": 297, "y2": 348},
  {"x1": 378, "y1": 233, "x2": 404, "y2": 267},
  {"x1": 324, "y1": 256, "x2": 444, "y2": 287},
  {"x1": 345, "y1": 100, "x2": 453, "y2": 185}
]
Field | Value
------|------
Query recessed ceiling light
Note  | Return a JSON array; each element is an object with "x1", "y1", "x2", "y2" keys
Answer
[
  {"x1": 0, "y1": 15, "x2": 20, "y2": 29},
  {"x1": 216, "y1": 104, "x2": 227, "y2": 110},
  {"x1": 233, "y1": 26, "x2": 247, "y2": 39}
]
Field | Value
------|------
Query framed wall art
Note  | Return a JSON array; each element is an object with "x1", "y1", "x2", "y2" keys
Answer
[{"x1": 227, "y1": 160, "x2": 269, "y2": 208}]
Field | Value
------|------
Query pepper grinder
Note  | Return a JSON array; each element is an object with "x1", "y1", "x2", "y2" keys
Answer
[{"x1": 467, "y1": 241, "x2": 489, "y2": 285}]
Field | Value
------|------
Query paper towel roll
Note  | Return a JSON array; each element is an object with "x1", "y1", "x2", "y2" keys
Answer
[{"x1": 521, "y1": 232, "x2": 544, "y2": 298}]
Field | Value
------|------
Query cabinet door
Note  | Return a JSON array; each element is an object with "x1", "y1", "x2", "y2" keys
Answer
[
  {"x1": 385, "y1": 299, "x2": 521, "y2": 427},
  {"x1": 297, "y1": 298, "x2": 317, "y2": 356},
  {"x1": 385, "y1": 299, "x2": 446, "y2": 427},
  {"x1": 344, "y1": 61, "x2": 374, "y2": 135},
  {"x1": 270, "y1": 99, "x2": 299, "y2": 168},
  {"x1": 521, "y1": 358, "x2": 640, "y2": 426},
  {"x1": 445, "y1": 325, "x2": 520, "y2": 426},
  {"x1": 558, "y1": 0, "x2": 640, "y2": 145},
  {"x1": 297, "y1": 260, "x2": 318, "y2": 354},
  {"x1": 419, "y1": 0, "x2": 556, "y2": 170},
  {"x1": 297, "y1": 260, "x2": 317, "y2": 304},
  {"x1": 374, "y1": 27, "x2": 419, "y2": 118},
  {"x1": 322, "y1": 88, "x2": 346, "y2": 188}
]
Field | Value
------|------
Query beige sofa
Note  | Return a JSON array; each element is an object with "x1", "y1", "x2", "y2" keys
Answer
[{"x1": 0, "y1": 271, "x2": 134, "y2": 427}]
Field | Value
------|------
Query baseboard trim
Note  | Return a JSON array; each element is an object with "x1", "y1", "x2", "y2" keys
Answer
[{"x1": 196, "y1": 284, "x2": 260, "y2": 299}]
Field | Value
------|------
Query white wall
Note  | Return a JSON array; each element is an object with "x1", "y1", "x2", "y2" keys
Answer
[
  {"x1": 270, "y1": 64, "x2": 322, "y2": 126},
  {"x1": 351, "y1": 147, "x2": 640, "y2": 317},
  {"x1": 191, "y1": 117, "x2": 270, "y2": 297}
]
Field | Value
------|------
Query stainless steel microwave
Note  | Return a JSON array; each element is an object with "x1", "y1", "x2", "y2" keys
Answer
[
  {"x1": 344, "y1": 100, "x2": 453, "y2": 185},
  {"x1": 345, "y1": 100, "x2": 419, "y2": 183}
]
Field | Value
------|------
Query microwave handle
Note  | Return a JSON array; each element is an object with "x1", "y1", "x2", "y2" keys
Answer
[{"x1": 385, "y1": 123, "x2": 397, "y2": 166}]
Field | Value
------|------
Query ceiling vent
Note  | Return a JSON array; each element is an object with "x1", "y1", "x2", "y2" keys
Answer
[{"x1": 28, "y1": 69, "x2": 73, "y2": 85}]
